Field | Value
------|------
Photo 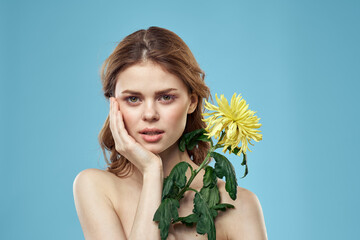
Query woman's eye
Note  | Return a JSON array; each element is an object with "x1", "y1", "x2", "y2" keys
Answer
[
  {"x1": 159, "y1": 95, "x2": 175, "y2": 102},
  {"x1": 127, "y1": 96, "x2": 139, "y2": 103}
]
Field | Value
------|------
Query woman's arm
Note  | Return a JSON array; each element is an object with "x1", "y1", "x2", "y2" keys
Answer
[
  {"x1": 129, "y1": 165, "x2": 163, "y2": 239},
  {"x1": 108, "y1": 96, "x2": 164, "y2": 239}
]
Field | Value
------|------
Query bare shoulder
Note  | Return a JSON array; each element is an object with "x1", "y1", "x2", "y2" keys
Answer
[
  {"x1": 73, "y1": 168, "x2": 116, "y2": 182},
  {"x1": 217, "y1": 180, "x2": 268, "y2": 240},
  {"x1": 73, "y1": 168, "x2": 127, "y2": 208},
  {"x1": 73, "y1": 168, "x2": 128, "y2": 239},
  {"x1": 73, "y1": 168, "x2": 114, "y2": 189}
]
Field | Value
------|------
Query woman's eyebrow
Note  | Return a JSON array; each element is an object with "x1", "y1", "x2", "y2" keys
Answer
[{"x1": 121, "y1": 88, "x2": 178, "y2": 95}]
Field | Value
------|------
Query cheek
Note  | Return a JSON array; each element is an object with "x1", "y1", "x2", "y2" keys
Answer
[
  {"x1": 163, "y1": 104, "x2": 189, "y2": 128},
  {"x1": 120, "y1": 107, "x2": 139, "y2": 133}
]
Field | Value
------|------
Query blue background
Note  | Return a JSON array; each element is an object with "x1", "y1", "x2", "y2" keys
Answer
[{"x1": 1, "y1": 0, "x2": 359, "y2": 239}]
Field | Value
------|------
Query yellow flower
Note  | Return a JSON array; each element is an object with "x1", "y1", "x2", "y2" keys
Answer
[{"x1": 202, "y1": 93, "x2": 262, "y2": 155}]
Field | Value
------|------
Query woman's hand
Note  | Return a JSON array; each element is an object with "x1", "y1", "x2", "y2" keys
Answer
[{"x1": 109, "y1": 97, "x2": 163, "y2": 175}]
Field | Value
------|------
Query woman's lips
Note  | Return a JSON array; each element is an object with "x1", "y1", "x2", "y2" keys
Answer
[
  {"x1": 139, "y1": 129, "x2": 165, "y2": 143},
  {"x1": 140, "y1": 133, "x2": 164, "y2": 143}
]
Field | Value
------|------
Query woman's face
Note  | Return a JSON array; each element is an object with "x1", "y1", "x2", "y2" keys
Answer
[{"x1": 114, "y1": 61, "x2": 198, "y2": 154}]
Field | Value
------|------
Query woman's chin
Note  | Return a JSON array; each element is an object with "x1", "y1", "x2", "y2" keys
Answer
[
  {"x1": 140, "y1": 139, "x2": 179, "y2": 156},
  {"x1": 144, "y1": 144, "x2": 175, "y2": 156},
  {"x1": 142, "y1": 145, "x2": 164, "y2": 155}
]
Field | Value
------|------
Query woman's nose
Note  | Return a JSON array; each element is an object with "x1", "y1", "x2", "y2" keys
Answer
[{"x1": 142, "y1": 102, "x2": 160, "y2": 121}]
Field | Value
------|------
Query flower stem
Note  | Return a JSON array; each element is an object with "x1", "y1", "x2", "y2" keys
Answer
[{"x1": 175, "y1": 146, "x2": 216, "y2": 201}]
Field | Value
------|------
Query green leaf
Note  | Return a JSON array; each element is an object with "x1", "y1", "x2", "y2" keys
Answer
[
  {"x1": 179, "y1": 128, "x2": 210, "y2": 152},
  {"x1": 179, "y1": 137, "x2": 187, "y2": 152},
  {"x1": 241, "y1": 153, "x2": 248, "y2": 178},
  {"x1": 219, "y1": 131, "x2": 226, "y2": 142},
  {"x1": 211, "y1": 203, "x2": 235, "y2": 211},
  {"x1": 196, "y1": 134, "x2": 212, "y2": 142},
  {"x1": 175, "y1": 213, "x2": 199, "y2": 227},
  {"x1": 211, "y1": 152, "x2": 238, "y2": 200},
  {"x1": 200, "y1": 185, "x2": 220, "y2": 208},
  {"x1": 210, "y1": 208, "x2": 218, "y2": 218},
  {"x1": 241, "y1": 153, "x2": 247, "y2": 166},
  {"x1": 228, "y1": 146, "x2": 241, "y2": 155},
  {"x1": 193, "y1": 192, "x2": 216, "y2": 240},
  {"x1": 203, "y1": 166, "x2": 217, "y2": 188},
  {"x1": 226, "y1": 146, "x2": 249, "y2": 178},
  {"x1": 187, "y1": 138, "x2": 200, "y2": 151},
  {"x1": 242, "y1": 164, "x2": 248, "y2": 179},
  {"x1": 179, "y1": 128, "x2": 204, "y2": 151},
  {"x1": 162, "y1": 162, "x2": 190, "y2": 200},
  {"x1": 186, "y1": 128, "x2": 207, "y2": 143},
  {"x1": 162, "y1": 177, "x2": 180, "y2": 199},
  {"x1": 153, "y1": 198, "x2": 180, "y2": 240}
]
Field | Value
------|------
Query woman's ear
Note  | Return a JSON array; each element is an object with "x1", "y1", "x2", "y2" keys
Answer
[{"x1": 187, "y1": 94, "x2": 198, "y2": 114}]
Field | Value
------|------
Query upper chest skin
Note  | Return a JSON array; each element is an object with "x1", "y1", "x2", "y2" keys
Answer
[{"x1": 105, "y1": 170, "x2": 231, "y2": 240}]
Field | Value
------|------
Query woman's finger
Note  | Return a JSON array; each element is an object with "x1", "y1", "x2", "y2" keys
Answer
[
  {"x1": 113, "y1": 98, "x2": 126, "y2": 131},
  {"x1": 109, "y1": 97, "x2": 122, "y2": 144},
  {"x1": 110, "y1": 97, "x2": 136, "y2": 155},
  {"x1": 112, "y1": 98, "x2": 133, "y2": 144}
]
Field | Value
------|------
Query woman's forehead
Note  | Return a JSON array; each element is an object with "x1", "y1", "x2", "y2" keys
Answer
[{"x1": 115, "y1": 62, "x2": 188, "y2": 94}]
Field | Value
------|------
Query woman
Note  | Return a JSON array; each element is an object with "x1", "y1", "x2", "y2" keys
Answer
[{"x1": 73, "y1": 26, "x2": 267, "y2": 240}]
